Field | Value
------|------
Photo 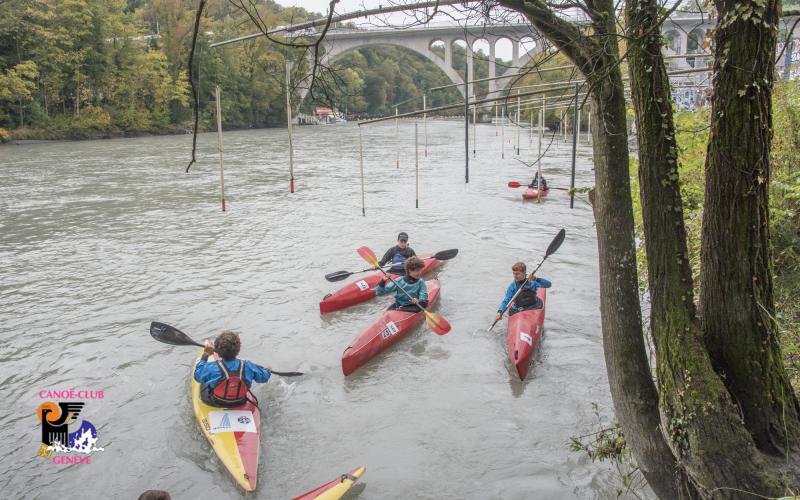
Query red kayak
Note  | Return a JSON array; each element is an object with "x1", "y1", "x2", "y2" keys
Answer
[
  {"x1": 506, "y1": 287, "x2": 547, "y2": 380},
  {"x1": 320, "y1": 253, "x2": 443, "y2": 314},
  {"x1": 523, "y1": 187, "x2": 549, "y2": 200},
  {"x1": 342, "y1": 280, "x2": 441, "y2": 375}
]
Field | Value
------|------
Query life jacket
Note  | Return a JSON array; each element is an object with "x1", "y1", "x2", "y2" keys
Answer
[
  {"x1": 389, "y1": 247, "x2": 414, "y2": 274},
  {"x1": 513, "y1": 279, "x2": 540, "y2": 309},
  {"x1": 211, "y1": 359, "x2": 249, "y2": 406}
]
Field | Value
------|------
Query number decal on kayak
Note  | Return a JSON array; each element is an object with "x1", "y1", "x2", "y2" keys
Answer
[
  {"x1": 380, "y1": 321, "x2": 400, "y2": 339},
  {"x1": 202, "y1": 418, "x2": 210, "y2": 432},
  {"x1": 519, "y1": 332, "x2": 533, "y2": 346},
  {"x1": 355, "y1": 280, "x2": 369, "y2": 291}
]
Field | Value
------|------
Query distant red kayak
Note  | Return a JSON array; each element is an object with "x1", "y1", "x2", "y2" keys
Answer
[
  {"x1": 506, "y1": 287, "x2": 547, "y2": 380},
  {"x1": 320, "y1": 253, "x2": 443, "y2": 314},
  {"x1": 523, "y1": 187, "x2": 550, "y2": 200},
  {"x1": 342, "y1": 280, "x2": 441, "y2": 375}
]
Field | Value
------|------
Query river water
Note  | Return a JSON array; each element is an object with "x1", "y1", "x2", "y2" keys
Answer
[{"x1": 0, "y1": 120, "x2": 629, "y2": 499}]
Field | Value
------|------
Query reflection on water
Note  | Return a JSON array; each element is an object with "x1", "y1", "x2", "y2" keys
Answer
[{"x1": 0, "y1": 122, "x2": 635, "y2": 498}]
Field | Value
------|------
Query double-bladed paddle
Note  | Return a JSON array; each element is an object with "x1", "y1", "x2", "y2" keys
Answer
[
  {"x1": 489, "y1": 228, "x2": 566, "y2": 331},
  {"x1": 356, "y1": 246, "x2": 452, "y2": 336},
  {"x1": 507, "y1": 181, "x2": 568, "y2": 190},
  {"x1": 149, "y1": 321, "x2": 304, "y2": 376},
  {"x1": 325, "y1": 248, "x2": 459, "y2": 282}
]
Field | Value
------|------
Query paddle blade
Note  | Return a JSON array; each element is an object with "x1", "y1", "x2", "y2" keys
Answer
[
  {"x1": 432, "y1": 248, "x2": 459, "y2": 261},
  {"x1": 271, "y1": 371, "x2": 304, "y2": 377},
  {"x1": 425, "y1": 311, "x2": 451, "y2": 336},
  {"x1": 545, "y1": 228, "x2": 566, "y2": 257},
  {"x1": 357, "y1": 246, "x2": 380, "y2": 268},
  {"x1": 150, "y1": 322, "x2": 203, "y2": 347},
  {"x1": 507, "y1": 181, "x2": 522, "y2": 188},
  {"x1": 325, "y1": 270, "x2": 352, "y2": 282}
]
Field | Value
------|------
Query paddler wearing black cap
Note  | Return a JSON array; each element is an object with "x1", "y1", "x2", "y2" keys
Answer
[{"x1": 376, "y1": 231, "x2": 416, "y2": 275}]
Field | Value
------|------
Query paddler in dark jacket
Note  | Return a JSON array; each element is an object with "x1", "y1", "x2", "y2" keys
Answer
[
  {"x1": 495, "y1": 261, "x2": 552, "y2": 320},
  {"x1": 375, "y1": 256, "x2": 429, "y2": 312},
  {"x1": 529, "y1": 172, "x2": 548, "y2": 190},
  {"x1": 194, "y1": 331, "x2": 272, "y2": 408},
  {"x1": 377, "y1": 231, "x2": 416, "y2": 275}
]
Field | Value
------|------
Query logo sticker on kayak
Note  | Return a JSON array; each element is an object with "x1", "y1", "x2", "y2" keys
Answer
[
  {"x1": 208, "y1": 411, "x2": 256, "y2": 434},
  {"x1": 380, "y1": 321, "x2": 400, "y2": 339},
  {"x1": 355, "y1": 280, "x2": 369, "y2": 291},
  {"x1": 519, "y1": 332, "x2": 533, "y2": 346}
]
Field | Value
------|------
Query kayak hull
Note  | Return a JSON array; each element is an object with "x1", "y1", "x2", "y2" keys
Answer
[
  {"x1": 506, "y1": 287, "x2": 547, "y2": 380},
  {"x1": 342, "y1": 280, "x2": 441, "y2": 375},
  {"x1": 191, "y1": 349, "x2": 261, "y2": 491},
  {"x1": 320, "y1": 253, "x2": 443, "y2": 314},
  {"x1": 523, "y1": 187, "x2": 550, "y2": 200},
  {"x1": 292, "y1": 465, "x2": 366, "y2": 500}
]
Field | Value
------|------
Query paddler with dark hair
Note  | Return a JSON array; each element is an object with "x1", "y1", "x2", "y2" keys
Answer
[
  {"x1": 495, "y1": 261, "x2": 552, "y2": 321},
  {"x1": 376, "y1": 231, "x2": 416, "y2": 275},
  {"x1": 194, "y1": 331, "x2": 272, "y2": 408},
  {"x1": 529, "y1": 171, "x2": 548, "y2": 190},
  {"x1": 374, "y1": 256, "x2": 429, "y2": 312}
]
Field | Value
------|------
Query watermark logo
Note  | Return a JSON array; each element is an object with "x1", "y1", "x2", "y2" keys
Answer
[{"x1": 36, "y1": 390, "x2": 105, "y2": 464}]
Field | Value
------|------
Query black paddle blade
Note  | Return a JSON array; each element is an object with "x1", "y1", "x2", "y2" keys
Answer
[
  {"x1": 433, "y1": 248, "x2": 459, "y2": 261},
  {"x1": 271, "y1": 371, "x2": 304, "y2": 377},
  {"x1": 325, "y1": 270, "x2": 352, "y2": 282},
  {"x1": 545, "y1": 229, "x2": 566, "y2": 257},
  {"x1": 150, "y1": 322, "x2": 203, "y2": 347}
]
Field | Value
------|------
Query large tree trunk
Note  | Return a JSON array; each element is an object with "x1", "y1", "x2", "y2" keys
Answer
[
  {"x1": 625, "y1": 1, "x2": 789, "y2": 496},
  {"x1": 700, "y1": 0, "x2": 800, "y2": 455},
  {"x1": 496, "y1": 1, "x2": 687, "y2": 497}
]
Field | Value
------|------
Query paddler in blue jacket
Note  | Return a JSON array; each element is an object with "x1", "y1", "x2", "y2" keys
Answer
[
  {"x1": 194, "y1": 331, "x2": 272, "y2": 408},
  {"x1": 377, "y1": 231, "x2": 416, "y2": 275},
  {"x1": 375, "y1": 256, "x2": 429, "y2": 312},
  {"x1": 495, "y1": 261, "x2": 552, "y2": 321}
]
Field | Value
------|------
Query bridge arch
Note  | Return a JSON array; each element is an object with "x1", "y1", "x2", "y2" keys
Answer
[{"x1": 315, "y1": 38, "x2": 468, "y2": 100}]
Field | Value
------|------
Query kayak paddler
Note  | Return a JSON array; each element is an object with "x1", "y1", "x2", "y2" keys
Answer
[
  {"x1": 376, "y1": 231, "x2": 416, "y2": 275},
  {"x1": 495, "y1": 261, "x2": 552, "y2": 321},
  {"x1": 193, "y1": 331, "x2": 272, "y2": 408},
  {"x1": 529, "y1": 172, "x2": 548, "y2": 190},
  {"x1": 374, "y1": 256, "x2": 429, "y2": 312}
]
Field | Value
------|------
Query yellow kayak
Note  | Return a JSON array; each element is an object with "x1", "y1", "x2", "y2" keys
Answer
[
  {"x1": 292, "y1": 466, "x2": 366, "y2": 499},
  {"x1": 191, "y1": 349, "x2": 261, "y2": 491}
]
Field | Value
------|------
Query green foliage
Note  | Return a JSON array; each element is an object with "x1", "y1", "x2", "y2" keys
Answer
[
  {"x1": 569, "y1": 403, "x2": 647, "y2": 497},
  {"x1": 630, "y1": 81, "x2": 800, "y2": 389}
]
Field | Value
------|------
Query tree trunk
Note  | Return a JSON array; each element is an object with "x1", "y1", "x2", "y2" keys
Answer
[
  {"x1": 626, "y1": 1, "x2": 789, "y2": 496},
  {"x1": 700, "y1": 0, "x2": 800, "y2": 455}
]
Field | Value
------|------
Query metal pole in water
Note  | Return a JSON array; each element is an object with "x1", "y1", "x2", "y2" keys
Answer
[
  {"x1": 395, "y1": 106, "x2": 399, "y2": 168},
  {"x1": 495, "y1": 101, "x2": 498, "y2": 136},
  {"x1": 515, "y1": 91, "x2": 521, "y2": 155},
  {"x1": 472, "y1": 104, "x2": 476, "y2": 157},
  {"x1": 570, "y1": 82, "x2": 578, "y2": 209},
  {"x1": 415, "y1": 121, "x2": 419, "y2": 208},
  {"x1": 587, "y1": 110, "x2": 591, "y2": 144},
  {"x1": 285, "y1": 60, "x2": 295, "y2": 193},
  {"x1": 537, "y1": 98, "x2": 544, "y2": 204},
  {"x1": 215, "y1": 85, "x2": 226, "y2": 211},
  {"x1": 501, "y1": 104, "x2": 505, "y2": 159},
  {"x1": 423, "y1": 93, "x2": 428, "y2": 158},
  {"x1": 464, "y1": 67, "x2": 469, "y2": 183},
  {"x1": 359, "y1": 126, "x2": 365, "y2": 216}
]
